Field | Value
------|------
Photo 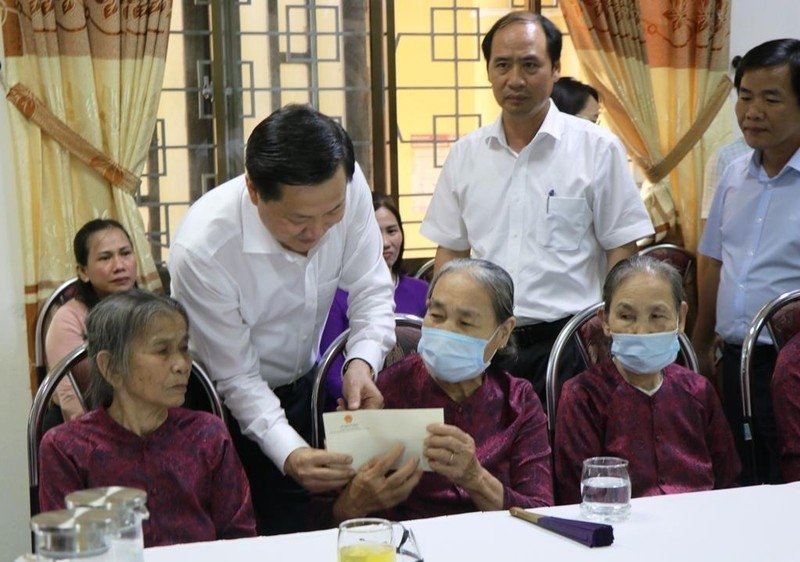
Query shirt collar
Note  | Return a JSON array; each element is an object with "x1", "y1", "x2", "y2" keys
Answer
[
  {"x1": 485, "y1": 99, "x2": 563, "y2": 152},
  {"x1": 240, "y1": 181, "x2": 286, "y2": 255},
  {"x1": 748, "y1": 145, "x2": 800, "y2": 182}
]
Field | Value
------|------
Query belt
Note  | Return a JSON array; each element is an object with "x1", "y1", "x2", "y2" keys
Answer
[
  {"x1": 512, "y1": 316, "x2": 572, "y2": 346},
  {"x1": 273, "y1": 368, "x2": 315, "y2": 401}
]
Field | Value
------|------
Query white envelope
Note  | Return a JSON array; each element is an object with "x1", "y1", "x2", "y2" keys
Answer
[{"x1": 323, "y1": 408, "x2": 444, "y2": 471}]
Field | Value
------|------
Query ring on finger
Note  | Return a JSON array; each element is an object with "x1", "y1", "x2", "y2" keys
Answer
[{"x1": 448, "y1": 451, "x2": 455, "y2": 464}]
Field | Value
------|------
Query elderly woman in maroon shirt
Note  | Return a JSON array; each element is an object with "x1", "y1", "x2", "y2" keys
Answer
[
  {"x1": 39, "y1": 290, "x2": 255, "y2": 546},
  {"x1": 554, "y1": 256, "x2": 740, "y2": 504},
  {"x1": 330, "y1": 258, "x2": 553, "y2": 523}
]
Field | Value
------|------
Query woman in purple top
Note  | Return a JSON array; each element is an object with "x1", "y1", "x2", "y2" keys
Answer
[
  {"x1": 554, "y1": 256, "x2": 740, "y2": 504},
  {"x1": 319, "y1": 194, "x2": 428, "y2": 408},
  {"x1": 39, "y1": 290, "x2": 256, "y2": 546},
  {"x1": 329, "y1": 259, "x2": 553, "y2": 523}
]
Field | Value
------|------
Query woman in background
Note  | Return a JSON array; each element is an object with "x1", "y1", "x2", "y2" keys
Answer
[
  {"x1": 319, "y1": 193, "x2": 428, "y2": 408},
  {"x1": 46, "y1": 218, "x2": 138, "y2": 421},
  {"x1": 551, "y1": 76, "x2": 601, "y2": 123}
]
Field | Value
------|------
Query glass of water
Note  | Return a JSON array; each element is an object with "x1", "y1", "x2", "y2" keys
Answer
[{"x1": 580, "y1": 456, "x2": 631, "y2": 522}]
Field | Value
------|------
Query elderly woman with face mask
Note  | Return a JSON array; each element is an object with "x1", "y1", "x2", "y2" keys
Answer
[
  {"x1": 38, "y1": 290, "x2": 256, "y2": 546},
  {"x1": 328, "y1": 258, "x2": 553, "y2": 524},
  {"x1": 554, "y1": 256, "x2": 740, "y2": 504}
]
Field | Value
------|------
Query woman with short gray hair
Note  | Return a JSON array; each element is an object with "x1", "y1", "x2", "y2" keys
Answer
[
  {"x1": 554, "y1": 256, "x2": 740, "y2": 504},
  {"x1": 38, "y1": 290, "x2": 256, "y2": 546},
  {"x1": 328, "y1": 258, "x2": 552, "y2": 523}
]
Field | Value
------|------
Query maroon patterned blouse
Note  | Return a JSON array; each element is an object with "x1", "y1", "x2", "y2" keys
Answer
[
  {"x1": 39, "y1": 408, "x2": 256, "y2": 546},
  {"x1": 772, "y1": 333, "x2": 800, "y2": 482},
  {"x1": 377, "y1": 354, "x2": 553, "y2": 519},
  {"x1": 554, "y1": 360, "x2": 740, "y2": 504}
]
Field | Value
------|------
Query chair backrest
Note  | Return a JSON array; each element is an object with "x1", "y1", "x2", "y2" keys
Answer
[
  {"x1": 739, "y1": 288, "x2": 800, "y2": 482},
  {"x1": 33, "y1": 278, "x2": 79, "y2": 385},
  {"x1": 311, "y1": 314, "x2": 424, "y2": 448},
  {"x1": 28, "y1": 343, "x2": 225, "y2": 516},
  {"x1": 638, "y1": 244, "x2": 698, "y2": 337},
  {"x1": 413, "y1": 259, "x2": 435, "y2": 282},
  {"x1": 545, "y1": 301, "x2": 700, "y2": 436}
]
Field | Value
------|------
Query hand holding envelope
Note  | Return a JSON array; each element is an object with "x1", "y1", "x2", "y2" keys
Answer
[{"x1": 323, "y1": 408, "x2": 445, "y2": 471}]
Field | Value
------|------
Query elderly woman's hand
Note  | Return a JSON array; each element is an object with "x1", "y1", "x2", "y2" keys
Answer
[
  {"x1": 333, "y1": 444, "x2": 422, "y2": 522},
  {"x1": 424, "y1": 422, "x2": 483, "y2": 487},
  {"x1": 424, "y1": 422, "x2": 505, "y2": 511}
]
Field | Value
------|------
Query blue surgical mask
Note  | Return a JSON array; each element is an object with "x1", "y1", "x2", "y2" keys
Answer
[
  {"x1": 610, "y1": 325, "x2": 680, "y2": 375},
  {"x1": 418, "y1": 326, "x2": 498, "y2": 383}
]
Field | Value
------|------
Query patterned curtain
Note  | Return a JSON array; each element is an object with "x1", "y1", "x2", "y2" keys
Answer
[
  {"x1": 560, "y1": 0, "x2": 732, "y2": 251},
  {"x1": 1, "y1": 1, "x2": 172, "y2": 391}
]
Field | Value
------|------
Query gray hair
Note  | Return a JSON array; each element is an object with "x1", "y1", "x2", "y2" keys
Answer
[
  {"x1": 86, "y1": 289, "x2": 189, "y2": 409},
  {"x1": 602, "y1": 255, "x2": 685, "y2": 313},
  {"x1": 428, "y1": 258, "x2": 516, "y2": 365}
]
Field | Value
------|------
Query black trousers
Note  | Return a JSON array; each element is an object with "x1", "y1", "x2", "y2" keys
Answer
[
  {"x1": 501, "y1": 317, "x2": 586, "y2": 408},
  {"x1": 721, "y1": 343, "x2": 780, "y2": 485},
  {"x1": 226, "y1": 370, "x2": 315, "y2": 536}
]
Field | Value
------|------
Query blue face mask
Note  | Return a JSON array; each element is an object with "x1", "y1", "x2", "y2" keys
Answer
[
  {"x1": 610, "y1": 326, "x2": 680, "y2": 375},
  {"x1": 418, "y1": 326, "x2": 498, "y2": 383}
]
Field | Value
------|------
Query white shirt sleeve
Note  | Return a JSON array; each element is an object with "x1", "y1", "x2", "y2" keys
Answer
[
  {"x1": 591, "y1": 138, "x2": 655, "y2": 249},
  {"x1": 419, "y1": 148, "x2": 472, "y2": 251},
  {"x1": 169, "y1": 243, "x2": 308, "y2": 473},
  {"x1": 338, "y1": 166, "x2": 397, "y2": 371}
]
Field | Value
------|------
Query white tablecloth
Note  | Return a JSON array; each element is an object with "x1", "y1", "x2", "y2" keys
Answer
[{"x1": 144, "y1": 483, "x2": 798, "y2": 562}]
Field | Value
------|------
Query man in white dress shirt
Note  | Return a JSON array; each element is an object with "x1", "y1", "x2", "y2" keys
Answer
[
  {"x1": 420, "y1": 11, "x2": 653, "y2": 399},
  {"x1": 169, "y1": 105, "x2": 396, "y2": 534}
]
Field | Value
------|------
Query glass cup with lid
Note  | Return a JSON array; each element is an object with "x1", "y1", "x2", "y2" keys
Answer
[
  {"x1": 31, "y1": 507, "x2": 115, "y2": 561},
  {"x1": 65, "y1": 487, "x2": 149, "y2": 562}
]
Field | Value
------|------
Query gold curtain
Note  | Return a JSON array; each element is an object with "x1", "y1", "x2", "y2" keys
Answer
[
  {"x1": 2, "y1": 1, "x2": 172, "y2": 391},
  {"x1": 560, "y1": 0, "x2": 731, "y2": 251}
]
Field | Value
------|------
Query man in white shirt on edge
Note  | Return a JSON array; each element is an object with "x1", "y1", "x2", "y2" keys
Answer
[
  {"x1": 420, "y1": 11, "x2": 654, "y2": 401},
  {"x1": 169, "y1": 105, "x2": 396, "y2": 534}
]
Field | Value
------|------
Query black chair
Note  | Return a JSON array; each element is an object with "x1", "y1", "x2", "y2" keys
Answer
[
  {"x1": 311, "y1": 314, "x2": 424, "y2": 448},
  {"x1": 28, "y1": 343, "x2": 225, "y2": 516},
  {"x1": 33, "y1": 277, "x2": 79, "y2": 386},
  {"x1": 739, "y1": 288, "x2": 800, "y2": 483},
  {"x1": 545, "y1": 301, "x2": 700, "y2": 437}
]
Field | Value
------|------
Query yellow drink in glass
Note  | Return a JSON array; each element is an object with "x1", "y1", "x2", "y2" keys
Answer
[{"x1": 338, "y1": 543, "x2": 396, "y2": 562}]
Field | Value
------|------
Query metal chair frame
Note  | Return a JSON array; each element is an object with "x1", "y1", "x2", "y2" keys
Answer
[
  {"x1": 310, "y1": 313, "x2": 424, "y2": 448},
  {"x1": 413, "y1": 259, "x2": 435, "y2": 281},
  {"x1": 28, "y1": 343, "x2": 225, "y2": 516},
  {"x1": 739, "y1": 288, "x2": 800, "y2": 483},
  {"x1": 33, "y1": 277, "x2": 80, "y2": 389},
  {"x1": 545, "y1": 301, "x2": 699, "y2": 435}
]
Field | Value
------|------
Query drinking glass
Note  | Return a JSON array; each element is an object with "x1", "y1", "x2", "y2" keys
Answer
[
  {"x1": 580, "y1": 456, "x2": 631, "y2": 522},
  {"x1": 338, "y1": 518, "x2": 396, "y2": 562},
  {"x1": 338, "y1": 518, "x2": 423, "y2": 562}
]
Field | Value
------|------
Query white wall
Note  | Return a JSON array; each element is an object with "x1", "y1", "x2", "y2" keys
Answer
[
  {"x1": 731, "y1": 0, "x2": 800, "y2": 60},
  {"x1": 0, "y1": 71, "x2": 34, "y2": 558}
]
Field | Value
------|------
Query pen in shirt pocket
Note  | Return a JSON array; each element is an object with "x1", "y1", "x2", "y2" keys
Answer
[{"x1": 546, "y1": 189, "x2": 555, "y2": 212}]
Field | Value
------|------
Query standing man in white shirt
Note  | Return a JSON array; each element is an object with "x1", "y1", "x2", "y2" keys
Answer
[
  {"x1": 420, "y1": 11, "x2": 654, "y2": 400},
  {"x1": 169, "y1": 105, "x2": 396, "y2": 534}
]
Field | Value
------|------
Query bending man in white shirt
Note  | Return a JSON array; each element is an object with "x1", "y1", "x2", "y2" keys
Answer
[{"x1": 169, "y1": 105, "x2": 396, "y2": 534}]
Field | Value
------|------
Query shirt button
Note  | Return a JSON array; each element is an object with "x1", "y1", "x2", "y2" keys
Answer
[
  {"x1": 748, "y1": 251, "x2": 754, "y2": 256},
  {"x1": 756, "y1": 217, "x2": 763, "y2": 223},
  {"x1": 739, "y1": 284, "x2": 745, "y2": 289},
  {"x1": 302, "y1": 335, "x2": 308, "y2": 341}
]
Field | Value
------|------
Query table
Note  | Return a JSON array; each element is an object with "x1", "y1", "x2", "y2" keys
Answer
[{"x1": 144, "y1": 483, "x2": 798, "y2": 562}]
